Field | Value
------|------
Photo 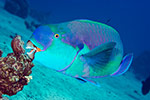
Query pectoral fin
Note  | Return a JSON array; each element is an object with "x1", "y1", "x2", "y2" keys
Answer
[{"x1": 81, "y1": 42, "x2": 116, "y2": 69}]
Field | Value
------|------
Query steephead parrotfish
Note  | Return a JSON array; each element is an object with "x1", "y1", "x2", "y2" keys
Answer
[{"x1": 26, "y1": 19, "x2": 133, "y2": 86}]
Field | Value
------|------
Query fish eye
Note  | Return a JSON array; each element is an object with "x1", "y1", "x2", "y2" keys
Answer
[{"x1": 55, "y1": 34, "x2": 59, "y2": 38}]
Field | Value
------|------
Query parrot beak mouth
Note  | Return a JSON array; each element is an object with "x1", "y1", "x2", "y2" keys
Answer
[{"x1": 26, "y1": 40, "x2": 42, "y2": 59}]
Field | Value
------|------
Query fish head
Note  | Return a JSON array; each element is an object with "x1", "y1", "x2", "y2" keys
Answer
[
  {"x1": 26, "y1": 25, "x2": 62, "y2": 59},
  {"x1": 26, "y1": 25, "x2": 82, "y2": 71}
]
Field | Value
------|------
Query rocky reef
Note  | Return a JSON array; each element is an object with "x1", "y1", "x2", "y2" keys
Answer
[
  {"x1": 131, "y1": 51, "x2": 150, "y2": 80},
  {"x1": 3, "y1": 0, "x2": 51, "y2": 24},
  {"x1": 0, "y1": 36, "x2": 34, "y2": 99},
  {"x1": 4, "y1": 0, "x2": 29, "y2": 19}
]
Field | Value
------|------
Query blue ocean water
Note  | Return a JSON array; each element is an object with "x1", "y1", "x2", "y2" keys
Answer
[{"x1": 0, "y1": 0, "x2": 150, "y2": 100}]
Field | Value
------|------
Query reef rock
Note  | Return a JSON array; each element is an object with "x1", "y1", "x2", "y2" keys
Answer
[
  {"x1": 0, "y1": 50, "x2": 2, "y2": 57},
  {"x1": 141, "y1": 75, "x2": 150, "y2": 95},
  {"x1": 29, "y1": 9, "x2": 51, "y2": 24},
  {"x1": 131, "y1": 51, "x2": 150, "y2": 80},
  {"x1": 4, "y1": 0, "x2": 29, "y2": 19},
  {"x1": 0, "y1": 36, "x2": 34, "y2": 99}
]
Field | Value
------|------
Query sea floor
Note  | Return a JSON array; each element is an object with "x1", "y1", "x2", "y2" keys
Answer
[{"x1": 0, "y1": 1, "x2": 150, "y2": 100}]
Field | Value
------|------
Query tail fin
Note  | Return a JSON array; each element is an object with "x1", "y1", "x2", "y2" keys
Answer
[{"x1": 111, "y1": 53, "x2": 133, "y2": 76}]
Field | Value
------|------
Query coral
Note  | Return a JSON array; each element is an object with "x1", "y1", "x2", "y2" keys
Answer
[
  {"x1": 0, "y1": 36, "x2": 34, "y2": 99},
  {"x1": 11, "y1": 35, "x2": 25, "y2": 55},
  {"x1": 24, "y1": 20, "x2": 41, "y2": 31},
  {"x1": 0, "y1": 50, "x2": 2, "y2": 57}
]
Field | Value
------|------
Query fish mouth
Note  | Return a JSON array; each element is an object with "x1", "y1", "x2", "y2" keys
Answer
[{"x1": 26, "y1": 40, "x2": 42, "y2": 59}]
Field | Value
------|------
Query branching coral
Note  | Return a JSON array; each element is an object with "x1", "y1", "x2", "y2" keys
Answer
[{"x1": 0, "y1": 36, "x2": 34, "y2": 99}]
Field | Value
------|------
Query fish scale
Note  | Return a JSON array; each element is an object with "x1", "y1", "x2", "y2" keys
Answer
[{"x1": 67, "y1": 21, "x2": 121, "y2": 48}]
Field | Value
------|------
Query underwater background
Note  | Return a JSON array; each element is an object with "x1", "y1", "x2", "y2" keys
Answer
[{"x1": 0, "y1": 0, "x2": 150, "y2": 100}]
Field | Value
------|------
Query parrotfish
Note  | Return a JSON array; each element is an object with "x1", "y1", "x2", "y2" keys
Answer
[{"x1": 26, "y1": 19, "x2": 133, "y2": 86}]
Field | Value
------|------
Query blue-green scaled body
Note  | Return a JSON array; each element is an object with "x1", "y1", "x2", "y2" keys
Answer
[{"x1": 27, "y1": 19, "x2": 133, "y2": 85}]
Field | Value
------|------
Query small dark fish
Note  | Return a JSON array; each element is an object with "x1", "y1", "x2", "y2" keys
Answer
[
  {"x1": 142, "y1": 76, "x2": 150, "y2": 95},
  {"x1": 106, "y1": 18, "x2": 111, "y2": 24}
]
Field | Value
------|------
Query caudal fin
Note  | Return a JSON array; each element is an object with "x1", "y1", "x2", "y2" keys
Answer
[{"x1": 111, "y1": 53, "x2": 133, "y2": 76}]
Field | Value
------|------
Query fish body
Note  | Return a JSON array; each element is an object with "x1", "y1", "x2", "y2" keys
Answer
[{"x1": 27, "y1": 19, "x2": 133, "y2": 84}]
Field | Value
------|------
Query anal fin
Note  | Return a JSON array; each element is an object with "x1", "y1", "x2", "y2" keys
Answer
[
  {"x1": 76, "y1": 77, "x2": 87, "y2": 83},
  {"x1": 76, "y1": 77, "x2": 101, "y2": 87}
]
